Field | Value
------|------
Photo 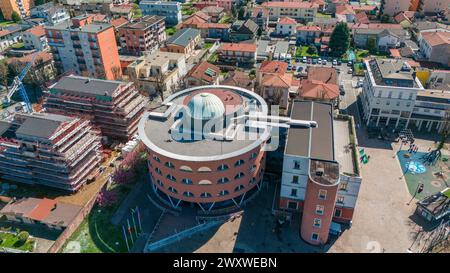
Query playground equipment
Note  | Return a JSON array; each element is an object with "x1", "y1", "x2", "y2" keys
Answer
[{"x1": 359, "y1": 149, "x2": 369, "y2": 164}]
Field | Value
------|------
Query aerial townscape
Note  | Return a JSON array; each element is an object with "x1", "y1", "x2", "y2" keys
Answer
[{"x1": 0, "y1": 0, "x2": 448, "y2": 256}]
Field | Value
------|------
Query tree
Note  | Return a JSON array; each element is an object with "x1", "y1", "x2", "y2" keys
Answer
[
  {"x1": 329, "y1": 22, "x2": 350, "y2": 58},
  {"x1": 257, "y1": 27, "x2": 262, "y2": 37},
  {"x1": 366, "y1": 36, "x2": 377, "y2": 54},
  {"x1": 111, "y1": 66, "x2": 122, "y2": 80},
  {"x1": 422, "y1": 110, "x2": 450, "y2": 165},
  {"x1": 17, "y1": 231, "x2": 29, "y2": 244},
  {"x1": 307, "y1": 45, "x2": 318, "y2": 55},
  {"x1": 153, "y1": 71, "x2": 166, "y2": 102},
  {"x1": 11, "y1": 11, "x2": 21, "y2": 23},
  {"x1": 380, "y1": 14, "x2": 390, "y2": 23},
  {"x1": 238, "y1": 7, "x2": 245, "y2": 20},
  {"x1": 0, "y1": 61, "x2": 9, "y2": 92}
]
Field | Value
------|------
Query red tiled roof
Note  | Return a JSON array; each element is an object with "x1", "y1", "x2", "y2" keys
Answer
[
  {"x1": 261, "y1": 74, "x2": 293, "y2": 88},
  {"x1": 390, "y1": 48, "x2": 401, "y2": 58},
  {"x1": 262, "y1": 2, "x2": 319, "y2": 9},
  {"x1": 219, "y1": 43, "x2": 257, "y2": 52},
  {"x1": 26, "y1": 198, "x2": 57, "y2": 221},
  {"x1": 368, "y1": 23, "x2": 402, "y2": 29},
  {"x1": 296, "y1": 25, "x2": 321, "y2": 31},
  {"x1": 422, "y1": 31, "x2": 450, "y2": 47},
  {"x1": 355, "y1": 11, "x2": 369, "y2": 24},
  {"x1": 193, "y1": 10, "x2": 211, "y2": 21},
  {"x1": 200, "y1": 23, "x2": 231, "y2": 29},
  {"x1": 352, "y1": 5, "x2": 377, "y2": 12},
  {"x1": 307, "y1": 66, "x2": 338, "y2": 84},
  {"x1": 336, "y1": 4, "x2": 355, "y2": 15},
  {"x1": 186, "y1": 61, "x2": 221, "y2": 83},
  {"x1": 93, "y1": 13, "x2": 107, "y2": 22},
  {"x1": 251, "y1": 6, "x2": 269, "y2": 18},
  {"x1": 26, "y1": 25, "x2": 46, "y2": 37},
  {"x1": 111, "y1": 17, "x2": 129, "y2": 28},
  {"x1": 278, "y1": 17, "x2": 297, "y2": 25},
  {"x1": 259, "y1": 60, "x2": 287, "y2": 75},
  {"x1": 299, "y1": 79, "x2": 339, "y2": 100}
]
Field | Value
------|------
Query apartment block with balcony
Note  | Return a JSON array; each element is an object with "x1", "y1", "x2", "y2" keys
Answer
[
  {"x1": 261, "y1": 1, "x2": 318, "y2": 23},
  {"x1": 361, "y1": 59, "x2": 425, "y2": 129},
  {"x1": 279, "y1": 100, "x2": 362, "y2": 245},
  {"x1": 127, "y1": 50, "x2": 187, "y2": 96},
  {"x1": 0, "y1": 0, "x2": 34, "y2": 20},
  {"x1": 45, "y1": 14, "x2": 122, "y2": 80},
  {"x1": 117, "y1": 15, "x2": 166, "y2": 56},
  {"x1": 30, "y1": 2, "x2": 70, "y2": 26},
  {"x1": 44, "y1": 75, "x2": 147, "y2": 140},
  {"x1": 22, "y1": 25, "x2": 48, "y2": 50},
  {"x1": 139, "y1": 0, "x2": 182, "y2": 26},
  {"x1": 409, "y1": 90, "x2": 450, "y2": 132},
  {"x1": 381, "y1": 0, "x2": 412, "y2": 17},
  {"x1": 217, "y1": 42, "x2": 257, "y2": 67},
  {"x1": 0, "y1": 112, "x2": 102, "y2": 192}
]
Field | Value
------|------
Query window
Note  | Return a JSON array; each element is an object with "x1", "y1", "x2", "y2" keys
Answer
[
  {"x1": 408, "y1": 93, "x2": 413, "y2": 100},
  {"x1": 294, "y1": 161, "x2": 301, "y2": 169},
  {"x1": 250, "y1": 152, "x2": 257, "y2": 159},
  {"x1": 198, "y1": 180, "x2": 212, "y2": 185},
  {"x1": 183, "y1": 191, "x2": 194, "y2": 197},
  {"x1": 334, "y1": 208, "x2": 342, "y2": 217},
  {"x1": 200, "y1": 192, "x2": 212, "y2": 198},
  {"x1": 234, "y1": 172, "x2": 245, "y2": 179},
  {"x1": 166, "y1": 174, "x2": 176, "y2": 182},
  {"x1": 386, "y1": 101, "x2": 390, "y2": 106},
  {"x1": 315, "y1": 205, "x2": 324, "y2": 215},
  {"x1": 197, "y1": 166, "x2": 212, "y2": 172},
  {"x1": 249, "y1": 177, "x2": 256, "y2": 184},
  {"x1": 287, "y1": 201, "x2": 297, "y2": 210},
  {"x1": 318, "y1": 189, "x2": 327, "y2": 200},
  {"x1": 234, "y1": 184, "x2": 245, "y2": 192},
  {"x1": 292, "y1": 175, "x2": 299, "y2": 184},
  {"x1": 388, "y1": 91, "x2": 392, "y2": 98},
  {"x1": 218, "y1": 177, "x2": 229, "y2": 184},
  {"x1": 152, "y1": 155, "x2": 160, "y2": 162},
  {"x1": 180, "y1": 165, "x2": 193, "y2": 172},
  {"x1": 155, "y1": 168, "x2": 162, "y2": 175},
  {"x1": 157, "y1": 180, "x2": 163, "y2": 187},
  {"x1": 291, "y1": 189, "x2": 297, "y2": 197},
  {"x1": 217, "y1": 164, "x2": 229, "y2": 171},
  {"x1": 165, "y1": 162, "x2": 174, "y2": 168},
  {"x1": 337, "y1": 196, "x2": 345, "y2": 204},
  {"x1": 339, "y1": 182, "x2": 348, "y2": 191},
  {"x1": 396, "y1": 101, "x2": 400, "y2": 107},
  {"x1": 182, "y1": 178, "x2": 193, "y2": 185},
  {"x1": 235, "y1": 159, "x2": 245, "y2": 167},
  {"x1": 219, "y1": 190, "x2": 229, "y2": 196},
  {"x1": 168, "y1": 186, "x2": 178, "y2": 194},
  {"x1": 313, "y1": 218, "x2": 321, "y2": 228},
  {"x1": 311, "y1": 233, "x2": 319, "y2": 241}
]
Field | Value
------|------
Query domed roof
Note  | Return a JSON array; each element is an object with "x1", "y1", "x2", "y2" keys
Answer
[{"x1": 187, "y1": 92, "x2": 225, "y2": 120}]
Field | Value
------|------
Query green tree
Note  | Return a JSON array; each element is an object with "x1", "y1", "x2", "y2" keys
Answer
[
  {"x1": 17, "y1": 231, "x2": 29, "y2": 244},
  {"x1": 257, "y1": 27, "x2": 262, "y2": 37},
  {"x1": 132, "y1": 4, "x2": 142, "y2": 19},
  {"x1": 366, "y1": 37, "x2": 377, "y2": 54},
  {"x1": 329, "y1": 22, "x2": 350, "y2": 57},
  {"x1": 11, "y1": 11, "x2": 21, "y2": 23},
  {"x1": 238, "y1": 7, "x2": 245, "y2": 20},
  {"x1": 307, "y1": 45, "x2": 318, "y2": 55},
  {"x1": 380, "y1": 14, "x2": 390, "y2": 23}
]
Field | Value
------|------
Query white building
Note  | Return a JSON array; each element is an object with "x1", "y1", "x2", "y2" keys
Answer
[
  {"x1": 361, "y1": 59, "x2": 425, "y2": 129},
  {"x1": 275, "y1": 17, "x2": 297, "y2": 37},
  {"x1": 22, "y1": 25, "x2": 48, "y2": 50},
  {"x1": 30, "y1": 2, "x2": 70, "y2": 26}
]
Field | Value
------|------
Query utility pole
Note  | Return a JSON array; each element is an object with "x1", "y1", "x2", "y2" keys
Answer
[{"x1": 407, "y1": 183, "x2": 424, "y2": 205}]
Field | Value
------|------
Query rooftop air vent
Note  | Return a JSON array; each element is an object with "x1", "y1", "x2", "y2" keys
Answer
[{"x1": 316, "y1": 167, "x2": 324, "y2": 177}]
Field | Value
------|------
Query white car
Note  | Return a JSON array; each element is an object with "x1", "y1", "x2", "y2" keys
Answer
[{"x1": 332, "y1": 59, "x2": 337, "y2": 66}]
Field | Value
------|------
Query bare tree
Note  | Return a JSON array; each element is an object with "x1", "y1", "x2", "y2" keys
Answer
[
  {"x1": 111, "y1": 66, "x2": 122, "y2": 80},
  {"x1": 153, "y1": 71, "x2": 166, "y2": 102},
  {"x1": 0, "y1": 61, "x2": 10, "y2": 92}
]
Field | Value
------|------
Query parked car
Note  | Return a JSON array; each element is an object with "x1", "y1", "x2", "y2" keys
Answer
[
  {"x1": 302, "y1": 56, "x2": 307, "y2": 63},
  {"x1": 347, "y1": 61, "x2": 353, "y2": 66},
  {"x1": 322, "y1": 60, "x2": 327, "y2": 65},
  {"x1": 348, "y1": 68, "x2": 353, "y2": 74},
  {"x1": 318, "y1": 57, "x2": 322, "y2": 63},
  {"x1": 297, "y1": 66, "x2": 303, "y2": 72},
  {"x1": 307, "y1": 58, "x2": 312, "y2": 64},
  {"x1": 296, "y1": 58, "x2": 301, "y2": 63},
  {"x1": 357, "y1": 79, "x2": 364, "y2": 87},
  {"x1": 312, "y1": 58, "x2": 318, "y2": 64},
  {"x1": 287, "y1": 64, "x2": 292, "y2": 70},
  {"x1": 337, "y1": 60, "x2": 342, "y2": 65},
  {"x1": 332, "y1": 59, "x2": 337, "y2": 66},
  {"x1": 292, "y1": 65, "x2": 296, "y2": 71}
]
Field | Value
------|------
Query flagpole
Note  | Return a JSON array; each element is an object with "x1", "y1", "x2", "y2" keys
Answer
[
  {"x1": 122, "y1": 225, "x2": 130, "y2": 252},
  {"x1": 136, "y1": 206, "x2": 143, "y2": 232},
  {"x1": 127, "y1": 219, "x2": 134, "y2": 244},
  {"x1": 132, "y1": 209, "x2": 139, "y2": 237}
]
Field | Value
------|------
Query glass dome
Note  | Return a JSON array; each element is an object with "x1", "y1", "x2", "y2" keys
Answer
[{"x1": 187, "y1": 92, "x2": 225, "y2": 120}]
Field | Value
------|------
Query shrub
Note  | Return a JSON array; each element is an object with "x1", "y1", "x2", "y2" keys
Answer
[{"x1": 17, "y1": 231, "x2": 29, "y2": 243}]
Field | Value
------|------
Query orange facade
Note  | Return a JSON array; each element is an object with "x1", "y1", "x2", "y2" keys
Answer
[
  {"x1": 96, "y1": 28, "x2": 122, "y2": 80},
  {"x1": 0, "y1": 0, "x2": 33, "y2": 20},
  {"x1": 148, "y1": 146, "x2": 266, "y2": 203}
]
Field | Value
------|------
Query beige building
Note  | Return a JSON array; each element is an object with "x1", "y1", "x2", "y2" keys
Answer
[
  {"x1": 0, "y1": 0, "x2": 34, "y2": 20},
  {"x1": 381, "y1": 0, "x2": 411, "y2": 17},
  {"x1": 127, "y1": 50, "x2": 187, "y2": 96},
  {"x1": 420, "y1": 0, "x2": 449, "y2": 14},
  {"x1": 261, "y1": 1, "x2": 318, "y2": 22}
]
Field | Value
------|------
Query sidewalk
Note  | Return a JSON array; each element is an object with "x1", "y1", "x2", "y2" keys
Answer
[{"x1": 111, "y1": 181, "x2": 146, "y2": 226}]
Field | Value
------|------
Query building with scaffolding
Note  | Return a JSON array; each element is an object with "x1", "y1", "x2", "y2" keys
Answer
[
  {"x1": 44, "y1": 75, "x2": 147, "y2": 141},
  {"x1": 0, "y1": 112, "x2": 102, "y2": 192}
]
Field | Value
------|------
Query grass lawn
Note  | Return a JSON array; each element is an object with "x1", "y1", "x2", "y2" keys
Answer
[
  {"x1": 295, "y1": 46, "x2": 319, "y2": 57},
  {"x1": 61, "y1": 185, "x2": 131, "y2": 253},
  {"x1": 0, "y1": 232, "x2": 35, "y2": 252},
  {"x1": 316, "y1": 13, "x2": 332, "y2": 19},
  {"x1": 204, "y1": 42, "x2": 214, "y2": 49},
  {"x1": 182, "y1": 6, "x2": 197, "y2": 16},
  {"x1": 218, "y1": 14, "x2": 233, "y2": 24},
  {"x1": 208, "y1": 52, "x2": 218, "y2": 63},
  {"x1": 353, "y1": 63, "x2": 365, "y2": 76},
  {"x1": 0, "y1": 20, "x2": 17, "y2": 27},
  {"x1": 165, "y1": 26, "x2": 177, "y2": 36},
  {"x1": 10, "y1": 42, "x2": 24, "y2": 49},
  {"x1": 355, "y1": 49, "x2": 369, "y2": 62}
]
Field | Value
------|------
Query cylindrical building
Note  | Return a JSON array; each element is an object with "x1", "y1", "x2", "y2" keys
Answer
[{"x1": 138, "y1": 85, "x2": 271, "y2": 211}]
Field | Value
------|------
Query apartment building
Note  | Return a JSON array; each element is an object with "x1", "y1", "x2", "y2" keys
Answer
[
  {"x1": 0, "y1": 0, "x2": 34, "y2": 20},
  {"x1": 22, "y1": 25, "x2": 48, "y2": 50},
  {"x1": 420, "y1": 0, "x2": 449, "y2": 14},
  {"x1": 45, "y1": 14, "x2": 122, "y2": 80},
  {"x1": 361, "y1": 59, "x2": 425, "y2": 129},
  {"x1": 185, "y1": 61, "x2": 221, "y2": 87},
  {"x1": 261, "y1": 1, "x2": 318, "y2": 22},
  {"x1": 381, "y1": 0, "x2": 412, "y2": 17},
  {"x1": 139, "y1": 1, "x2": 182, "y2": 26},
  {"x1": 275, "y1": 17, "x2": 297, "y2": 37},
  {"x1": 127, "y1": 50, "x2": 187, "y2": 96},
  {"x1": 418, "y1": 31, "x2": 450, "y2": 67},
  {"x1": 30, "y1": 2, "x2": 70, "y2": 26},
  {"x1": 279, "y1": 100, "x2": 361, "y2": 245},
  {"x1": 0, "y1": 113, "x2": 102, "y2": 192},
  {"x1": 0, "y1": 25, "x2": 22, "y2": 51},
  {"x1": 250, "y1": 6, "x2": 269, "y2": 31},
  {"x1": 410, "y1": 90, "x2": 450, "y2": 132},
  {"x1": 44, "y1": 75, "x2": 147, "y2": 140},
  {"x1": 217, "y1": 42, "x2": 257, "y2": 67},
  {"x1": 117, "y1": 15, "x2": 166, "y2": 56}
]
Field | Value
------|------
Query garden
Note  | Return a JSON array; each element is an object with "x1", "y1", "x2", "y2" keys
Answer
[
  {"x1": 165, "y1": 26, "x2": 177, "y2": 36},
  {"x1": 295, "y1": 45, "x2": 319, "y2": 58},
  {"x1": 0, "y1": 228, "x2": 35, "y2": 252},
  {"x1": 61, "y1": 144, "x2": 148, "y2": 253}
]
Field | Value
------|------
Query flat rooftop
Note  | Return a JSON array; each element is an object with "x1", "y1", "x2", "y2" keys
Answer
[
  {"x1": 139, "y1": 86, "x2": 270, "y2": 161},
  {"x1": 121, "y1": 15, "x2": 164, "y2": 30},
  {"x1": 49, "y1": 75, "x2": 124, "y2": 97},
  {"x1": 334, "y1": 119, "x2": 355, "y2": 175},
  {"x1": 285, "y1": 100, "x2": 334, "y2": 161},
  {"x1": 45, "y1": 20, "x2": 113, "y2": 33},
  {"x1": 368, "y1": 59, "x2": 421, "y2": 88}
]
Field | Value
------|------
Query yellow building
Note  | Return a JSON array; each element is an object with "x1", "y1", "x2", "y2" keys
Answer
[{"x1": 0, "y1": 0, "x2": 34, "y2": 20}]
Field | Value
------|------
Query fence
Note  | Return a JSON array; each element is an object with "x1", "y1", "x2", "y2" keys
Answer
[{"x1": 46, "y1": 182, "x2": 107, "y2": 253}]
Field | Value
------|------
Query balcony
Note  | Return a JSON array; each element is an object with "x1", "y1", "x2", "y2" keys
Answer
[{"x1": 70, "y1": 35, "x2": 80, "y2": 41}]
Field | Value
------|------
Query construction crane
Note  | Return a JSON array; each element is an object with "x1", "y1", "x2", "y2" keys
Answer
[{"x1": 2, "y1": 53, "x2": 36, "y2": 113}]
